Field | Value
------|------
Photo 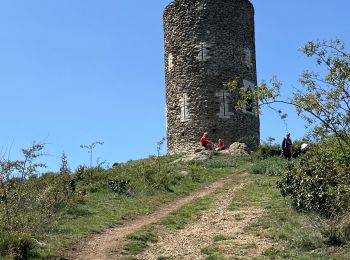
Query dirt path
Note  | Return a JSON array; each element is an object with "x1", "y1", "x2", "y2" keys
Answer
[
  {"x1": 137, "y1": 183, "x2": 271, "y2": 259},
  {"x1": 66, "y1": 172, "x2": 246, "y2": 260}
]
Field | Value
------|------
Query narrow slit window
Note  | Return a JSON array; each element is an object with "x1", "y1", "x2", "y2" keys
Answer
[
  {"x1": 180, "y1": 93, "x2": 191, "y2": 122},
  {"x1": 243, "y1": 80, "x2": 256, "y2": 115}
]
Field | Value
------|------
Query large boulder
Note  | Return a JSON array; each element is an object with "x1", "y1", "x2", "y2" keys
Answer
[
  {"x1": 173, "y1": 150, "x2": 210, "y2": 163},
  {"x1": 222, "y1": 142, "x2": 250, "y2": 156}
]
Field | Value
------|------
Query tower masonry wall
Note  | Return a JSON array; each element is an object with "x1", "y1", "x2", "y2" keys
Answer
[{"x1": 164, "y1": 0, "x2": 260, "y2": 154}]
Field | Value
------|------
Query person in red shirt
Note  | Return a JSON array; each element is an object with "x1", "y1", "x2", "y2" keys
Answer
[
  {"x1": 215, "y1": 139, "x2": 225, "y2": 151},
  {"x1": 200, "y1": 133, "x2": 213, "y2": 150}
]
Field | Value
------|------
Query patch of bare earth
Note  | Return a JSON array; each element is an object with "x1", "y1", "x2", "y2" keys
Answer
[
  {"x1": 66, "y1": 172, "x2": 246, "y2": 260},
  {"x1": 137, "y1": 183, "x2": 272, "y2": 260}
]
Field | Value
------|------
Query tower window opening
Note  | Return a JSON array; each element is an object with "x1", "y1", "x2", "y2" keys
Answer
[
  {"x1": 222, "y1": 92, "x2": 226, "y2": 116},
  {"x1": 246, "y1": 89, "x2": 254, "y2": 112},
  {"x1": 180, "y1": 93, "x2": 191, "y2": 122},
  {"x1": 215, "y1": 90, "x2": 234, "y2": 119},
  {"x1": 242, "y1": 80, "x2": 256, "y2": 115}
]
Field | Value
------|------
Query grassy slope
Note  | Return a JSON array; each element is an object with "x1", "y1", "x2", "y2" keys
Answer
[
  {"x1": 36, "y1": 156, "x2": 250, "y2": 258},
  {"x1": 30, "y1": 155, "x2": 350, "y2": 259},
  {"x1": 123, "y1": 161, "x2": 350, "y2": 259}
]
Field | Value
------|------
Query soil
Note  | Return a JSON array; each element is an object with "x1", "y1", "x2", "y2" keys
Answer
[
  {"x1": 66, "y1": 172, "x2": 271, "y2": 260},
  {"x1": 137, "y1": 183, "x2": 270, "y2": 260}
]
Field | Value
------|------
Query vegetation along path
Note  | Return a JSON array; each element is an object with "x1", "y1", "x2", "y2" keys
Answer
[
  {"x1": 66, "y1": 171, "x2": 248, "y2": 259},
  {"x1": 137, "y1": 179, "x2": 271, "y2": 259}
]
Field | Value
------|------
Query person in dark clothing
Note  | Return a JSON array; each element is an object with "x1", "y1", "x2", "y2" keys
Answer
[{"x1": 281, "y1": 132, "x2": 293, "y2": 160}]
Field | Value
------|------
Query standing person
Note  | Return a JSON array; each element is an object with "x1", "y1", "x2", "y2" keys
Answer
[
  {"x1": 281, "y1": 132, "x2": 293, "y2": 160},
  {"x1": 215, "y1": 139, "x2": 225, "y2": 151},
  {"x1": 200, "y1": 133, "x2": 213, "y2": 150}
]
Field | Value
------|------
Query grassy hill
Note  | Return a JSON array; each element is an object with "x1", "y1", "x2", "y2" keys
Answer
[{"x1": 1, "y1": 151, "x2": 349, "y2": 259}]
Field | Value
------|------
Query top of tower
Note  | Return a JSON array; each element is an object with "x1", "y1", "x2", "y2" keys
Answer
[{"x1": 164, "y1": 0, "x2": 254, "y2": 12}]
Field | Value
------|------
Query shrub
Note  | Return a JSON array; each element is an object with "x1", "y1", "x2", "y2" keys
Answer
[
  {"x1": 0, "y1": 232, "x2": 33, "y2": 259},
  {"x1": 109, "y1": 179, "x2": 132, "y2": 195},
  {"x1": 251, "y1": 157, "x2": 288, "y2": 176},
  {"x1": 277, "y1": 138, "x2": 350, "y2": 217},
  {"x1": 254, "y1": 144, "x2": 281, "y2": 159},
  {"x1": 338, "y1": 213, "x2": 350, "y2": 242}
]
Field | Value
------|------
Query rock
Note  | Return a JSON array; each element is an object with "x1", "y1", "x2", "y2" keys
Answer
[
  {"x1": 180, "y1": 170, "x2": 189, "y2": 176},
  {"x1": 221, "y1": 142, "x2": 250, "y2": 156},
  {"x1": 173, "y1": 150, "x2": 210, "y2": 163},
  {"x1": 181, "y1": 151, "x2": 209, "y2": 162}
]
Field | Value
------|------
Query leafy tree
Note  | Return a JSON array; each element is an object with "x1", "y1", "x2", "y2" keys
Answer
[
  {"x1": 229, "y1": 38, "x2": 350, "y2": 217},
  {"x1": 60, "y1": 152, "x2": 71, "y2": 175},
  {"x1": 0, "y1": 142, "x2": 46, "y2": 231},
  {"x1": 225, "y1": 39, "x2": 350, "y2": 152},
  {"x1": 277, "y1": 137, "x2": 350, "y2": 217}
]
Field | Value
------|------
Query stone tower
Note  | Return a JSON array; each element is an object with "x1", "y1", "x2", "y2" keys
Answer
[{"x1": 164, "y1": 0, "x2": 260, "y2": 154}]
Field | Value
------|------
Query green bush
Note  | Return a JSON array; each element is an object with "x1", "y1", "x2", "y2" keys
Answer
[
  {"x1": 254, "y1": 144, "x2": 281, "y2": 159},
  {"x1": 251, "y1": 157, "x2": 288, "y2": 176},
  {"x1": 277, "y1": 138, "x2": 350, "y2": 217},
  {"x1": 0, "y1": 172, "x2": 81, "y2": 240},
  {"x1": 0, "y1": 232, "x2": 33, "y2": 259},
  {"x1": 109, "y1": 179, "x2": 133, "y2": 195}
]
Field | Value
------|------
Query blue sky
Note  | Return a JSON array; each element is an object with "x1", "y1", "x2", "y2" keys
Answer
[{"x1": 0, "y1": 0, "x2": 349, "y2": 171}]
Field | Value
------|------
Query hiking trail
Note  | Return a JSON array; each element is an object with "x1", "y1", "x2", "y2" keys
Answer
[{"x1": 66, "y1": 172, "x2": 271, "y2": 259}]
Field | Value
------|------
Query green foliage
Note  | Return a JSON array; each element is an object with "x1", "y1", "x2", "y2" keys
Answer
[
  {"x1": 0, "y1": 143, "x2": 83, "y2": 259},
  {"x1": 254, "y1": 144, "x2": 281, "y2": 159},
  {"x1": 229, "y1": 174, "x2": 338, "y2": 258},
  {"x1": 0, "y1": 173, "x2": 81, "y2": 235},
  {"x1": 108, "y1": 179, "x2": 132, "y2": 195},
  {"x1": 226, "y1": 39, "x2": 350, "y2": 151},
  {"x1": 277, "y1": 138, "x2": 350, "y2": 217},
  {"x1": 0, "y1": 232, "x2": 33, "y2": 259},
  {"x1": 297, "y1": 39, "x2": 350, "y2": 146},
  {"x1": 237, "y1": 135, "x2": 260, "y2": 150},
  {"x1": 0, "y1": 143, "x2": 79, "y2": 235},
  {"x1": 0, "y1": 145, "x2": 248, "y2": 258},
  {"x1": 226, "y1": 37, "x2": 350, "y2": 219},
  {"x1": 251, "y1": 157, "x2": 288, "y2": 176},
  {"x1": 60, "y1": 153, "x2": 71, "y2": 175},
  {"x1": 201, "y1": 246, "x2": 220, "y2": 255}
]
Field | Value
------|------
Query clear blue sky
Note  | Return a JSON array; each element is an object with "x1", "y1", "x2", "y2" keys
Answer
[{"x1": 0, "y1": 0, "x2": 349, "y2": 171}]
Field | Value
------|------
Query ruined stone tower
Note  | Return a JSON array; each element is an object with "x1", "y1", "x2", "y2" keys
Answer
[{"x1": 164, "y1": 0, "x2": 260, "y2": 154}]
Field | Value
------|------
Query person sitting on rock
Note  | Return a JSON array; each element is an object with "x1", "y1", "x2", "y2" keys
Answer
[
  {"x1": 215, "y1": 139, "x2": 225, "y2": 151},
  {"x1": 200, "y1": 132, "x2": 213, "y2": 150}
]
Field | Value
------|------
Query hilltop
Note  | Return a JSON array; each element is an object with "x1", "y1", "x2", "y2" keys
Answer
[{"x1": 1, "y1": 146, "x2": 350, "y2": 259}]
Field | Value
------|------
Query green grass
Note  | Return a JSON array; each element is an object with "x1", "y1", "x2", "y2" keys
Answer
[
  {"x1": 109, "y1": 156, "x2": 350, "y2": 259},
  {"x1": 7, "y1": 153, "x2": 350, "y2": 259},
  {"x1": 39, "y1": 192, "x2": 173, "y2": 257},
  {"x1": 229, "y1": 174, "x2": 343, "y2": 259},
  {"x1": 122, "y1": 226, "x2": 158, "y2": 255},
  {"x1": 212, "y1": 234, "x2": 234, "y2": 242},
  {"x1": 250, "y1": 156, "x2": 288, "y2": 176},
  {"x1": 160, "y1": 172, "x2": 246, "y2": 230},
  {"x1": 34, "y1": 155, "x2": 250, "y2": 258},
  {"x1": 122, "y1": 167, "x2": 247, "y2": 257},
  {"x1": 201, "y1": 246, "x2": 226, "y2": 260}
]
